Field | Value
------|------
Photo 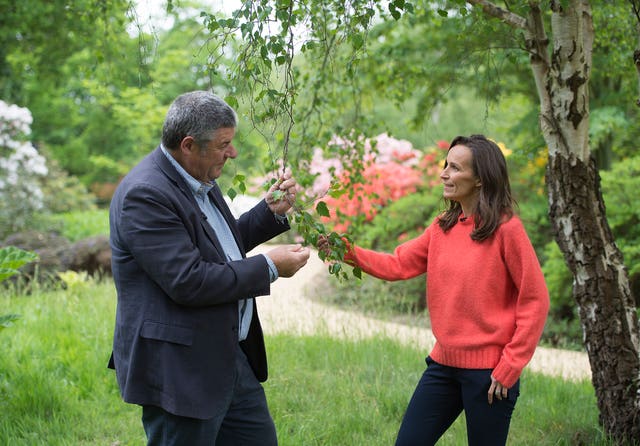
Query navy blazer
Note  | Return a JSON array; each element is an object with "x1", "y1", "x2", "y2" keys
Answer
[{"x1": 108, "y1": 147, "x2": 289, "y2": 419}]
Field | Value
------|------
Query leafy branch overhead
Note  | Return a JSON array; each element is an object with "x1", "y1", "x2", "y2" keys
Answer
[{"x1": 200, "y1": 0, "x2": 414, "y2": 278}]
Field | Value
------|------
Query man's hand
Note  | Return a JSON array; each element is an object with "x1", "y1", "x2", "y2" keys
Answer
[
  {"x1": 265, "y1": 168, "x2": 297, "y2": 215},
  {"x1": 488, "y1": 375, "x2": 509, "y2": 405},
  {"x1": 266, "y1": 244, "x2": 310, "y2": 278}
]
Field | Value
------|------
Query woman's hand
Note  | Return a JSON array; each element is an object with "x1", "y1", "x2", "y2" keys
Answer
[{"x1": 488, "y1": 375, "x2": 508, "y2": 404}]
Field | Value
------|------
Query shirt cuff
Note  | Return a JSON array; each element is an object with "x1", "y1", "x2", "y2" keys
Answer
[
  {"x1": 263, "y1": 254, "x2": 279, "y2": 282},
  {"x1": 273, "y1": 212, "x2": 288, "y2": 224}
]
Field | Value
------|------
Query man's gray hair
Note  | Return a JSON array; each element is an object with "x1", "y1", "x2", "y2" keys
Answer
[{"x1": 161, "y1": 91, "x2": 237, "y2": 150}]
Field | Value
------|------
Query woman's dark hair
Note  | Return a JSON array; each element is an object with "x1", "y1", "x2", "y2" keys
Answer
[{"x1": 438, "y1": 134, "x2": 515, "y2": 241}]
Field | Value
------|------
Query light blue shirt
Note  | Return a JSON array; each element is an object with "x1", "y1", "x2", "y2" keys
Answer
[{"x1": 161, "y1": 146, "x2": 278, "y2": 341}]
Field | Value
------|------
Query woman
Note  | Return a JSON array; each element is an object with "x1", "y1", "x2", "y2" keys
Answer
[{"x1": 319, "y1": 135, "x2": 549, "y2": 445}]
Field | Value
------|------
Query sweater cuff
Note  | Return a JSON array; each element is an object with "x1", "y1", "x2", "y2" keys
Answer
[
  {"x1": 341, "y1": 238, "x2": 357, "y2": 266},
  {"x1": 492, "y1": 360, "x2": 522, "y2": 389}
]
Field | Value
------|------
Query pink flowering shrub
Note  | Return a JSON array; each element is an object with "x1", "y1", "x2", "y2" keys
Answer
[{"x1": 308, "y1": 134, "x2": 446, "y2": 232}]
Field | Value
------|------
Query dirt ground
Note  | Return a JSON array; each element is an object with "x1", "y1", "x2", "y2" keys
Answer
[{"x1": 251, "y1": 245, "x2": 592, "y2": 382}]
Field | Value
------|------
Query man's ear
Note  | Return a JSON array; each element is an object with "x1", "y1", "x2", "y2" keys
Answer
[{"x1": 179, "y1": 136, "x2": 195, "y2": 154}]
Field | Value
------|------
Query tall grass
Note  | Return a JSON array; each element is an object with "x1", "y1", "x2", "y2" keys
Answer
[{"x1": 0, "y1": 278, "x2": 612, "y2": 445}]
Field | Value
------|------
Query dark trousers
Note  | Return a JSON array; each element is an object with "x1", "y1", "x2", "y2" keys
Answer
[
  {"x1": 141, "y1": 349, "x2": 277, "y2": 446},
  {"x1": 395, "y1": 356, "x2": 519, "y2": 446}
]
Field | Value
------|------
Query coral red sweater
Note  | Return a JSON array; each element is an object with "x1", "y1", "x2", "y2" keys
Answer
[{"x1": 345, "y1": 215, "x2": 549, "y2": 388}]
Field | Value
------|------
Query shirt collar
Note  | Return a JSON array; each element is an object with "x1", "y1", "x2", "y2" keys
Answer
[{"x1": 161, "y1": 144, "x2": 214, "y2": 196}]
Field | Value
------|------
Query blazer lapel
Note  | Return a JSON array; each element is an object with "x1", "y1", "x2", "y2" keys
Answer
[{"x1": 152, "y1": 147, "x2": 196, "y2": 206}]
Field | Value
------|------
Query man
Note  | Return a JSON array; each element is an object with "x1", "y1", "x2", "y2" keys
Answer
[{"x1": 108, "y1": 90, "x2": 310, "y2": 445}]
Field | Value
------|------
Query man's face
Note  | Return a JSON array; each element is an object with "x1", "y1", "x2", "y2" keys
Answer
[{"x1": 181, "y1": 127, "x2": 237, "y2": 183}]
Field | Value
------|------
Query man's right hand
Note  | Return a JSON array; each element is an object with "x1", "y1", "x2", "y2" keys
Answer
[{"x1": 266, "y1": 244, "x2": 311, "y2": 278}]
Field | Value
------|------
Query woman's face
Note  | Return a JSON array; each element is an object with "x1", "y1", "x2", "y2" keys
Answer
[{"x1": 440, "y1": 144, "x2": 482, "y2": 213}]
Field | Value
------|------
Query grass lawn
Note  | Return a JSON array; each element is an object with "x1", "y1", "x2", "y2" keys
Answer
[{"x1": 0, "y1": 278, "x2": 611, "y2": 445}]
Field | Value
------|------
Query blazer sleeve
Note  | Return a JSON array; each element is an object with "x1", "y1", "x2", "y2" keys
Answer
[
  {"x1": 236, "y1": 200, "x2": 290, "y2": 253},
  {"x1": 111, "y1": 181, "x2": 272, "y2": 307}
]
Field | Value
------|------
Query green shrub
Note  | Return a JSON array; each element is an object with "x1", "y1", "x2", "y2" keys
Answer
[
  {"x1": 46, "y1": 209, "x2": 110, "y2": 242},
  {"x1": 328, "y1": 188, "x2": 442, "y2": 316},
  {"x1": 355, "y1": 188, "x2": 442, "y2": 251},
  {"x1": 40, "y1": 150, "x2": 98, "y2": 214},
  {"x1": 517, "y1": 193, "x2": 553, "y2": 262},
  {"x1": 537, "y1": 242, "x2": 583, "y2": 349},
  {"x1": 324, "y1": 273, "x2": 427, "y2": 316},
  {"x1": 601, "y1": 155, "x2": 640, "y2": 304}
]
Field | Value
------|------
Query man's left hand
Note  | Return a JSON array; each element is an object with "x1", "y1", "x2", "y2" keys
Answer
[{"x1": 266, "y1": 168, "x2": 297, "y2": 215}]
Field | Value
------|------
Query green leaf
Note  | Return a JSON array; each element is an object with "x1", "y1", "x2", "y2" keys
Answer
[
  {"x1": 389, "y1": 4, "x2": 401, "y2": 20},
  {"x1": 227, "y1": 187, "x2": 237, "y2": 200},
  {"x1": 351, "y1": 34, "x2": 364, "y2": 50},
  {"x1": 0, "y1": 247, "x2": 38, "y2": 282},
  {"x1": 0, "y1": 246, "x2": 38, "y2": 269},
  {"x1": 0, "y1": 314, "x2": 21, "y2": 330},
  {"x1": 225, "y1": 95, "x2": 239, "y2": 109},
  {"x1": 271, "y1": 190, "x2": 285, "y2": 201},
  {"x1": 316, "y1": 201, "x2": 330, "y2": 217},
  {"x1": 0, "y1": 269, "x2": 18, "y2": 282}
]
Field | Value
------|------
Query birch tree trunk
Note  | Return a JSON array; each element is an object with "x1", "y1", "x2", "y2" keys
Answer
[
  {"x1": 470, "y1": 0, "x2": 640, "y2": 441},
  {"x1": 530, "y1": 1, "x2": 640, "y2": 440}
]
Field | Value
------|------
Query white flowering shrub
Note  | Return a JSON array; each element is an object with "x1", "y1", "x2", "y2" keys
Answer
[{"x1": 0, "y1": 100, "x2": 49, "y2": 238}]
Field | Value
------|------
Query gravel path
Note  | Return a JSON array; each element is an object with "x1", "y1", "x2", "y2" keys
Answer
[{"x1": 251, "y1": 245, "x2": 592, "y2": 382}]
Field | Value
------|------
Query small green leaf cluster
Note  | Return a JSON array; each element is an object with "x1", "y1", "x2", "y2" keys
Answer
[
  {"x1": 0, "y1": 246, "x2": 37, "y2": 283},
  {"x1": 227, "y1": 174, "x2": 248, "y2": 200},
  {"x1": 0, "y1": 246, "x2": 38, "y2": 331},
  {"x1": 292, "y1": 204, "x2": 362, "y2": 281},
  {"x1": 0, "y1": 313, "x2": 21, "y2": 330},
  {"x1": 389, "y1": 0, "x2": 414, "y2": 20}
]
